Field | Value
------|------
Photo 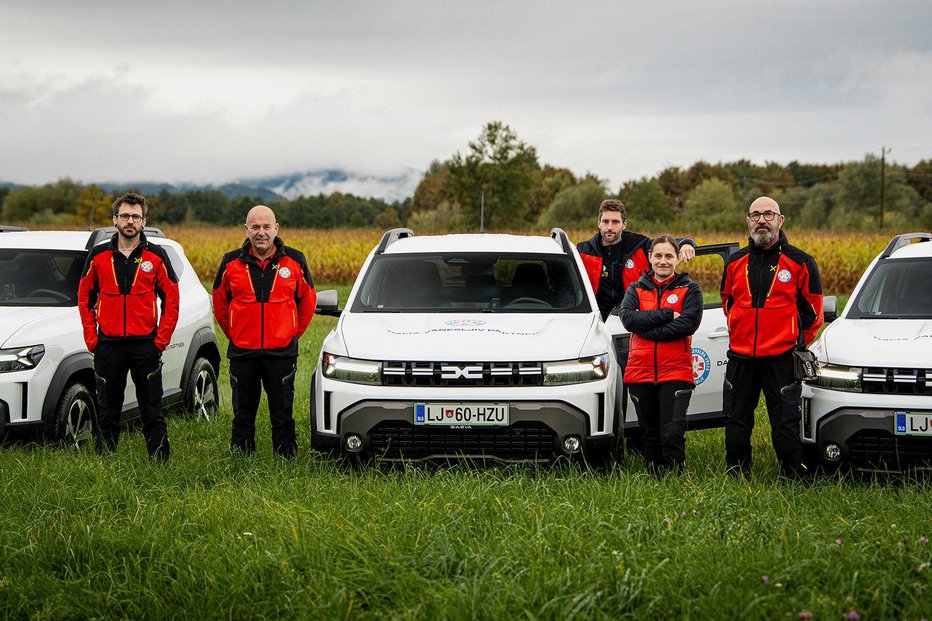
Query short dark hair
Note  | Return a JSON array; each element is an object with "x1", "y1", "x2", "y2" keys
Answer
[
  {"x1": 649, "y1": 234, "x2": 679, "y2": 255},
  {"x1": 111, "y1": 192, "x2": 147, "y2": 218},
  {"x1": 598, "y1": 199, "x2": 626, "y2": 221}
]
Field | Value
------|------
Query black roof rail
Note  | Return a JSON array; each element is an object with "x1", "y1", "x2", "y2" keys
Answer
[
  {"x1": 375, "y1": 228, "x2": 414, "y2": 254},
  {"x1": 86, "y1": 226, "x2": 166, "y2": 250},
  {"x1": 879, "y1": 232, "x2": 932, "y2": 259},
  {"x1": 0, "y1": 225, "x2": 28, "y2": 232},
  {"x1": 549, "y1": 228, "x2": 573, "y2": 255}
]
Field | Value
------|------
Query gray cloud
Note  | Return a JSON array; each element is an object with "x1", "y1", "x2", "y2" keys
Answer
[{"x1": 0, "y1": 0, "x2": 929, "y2": 191}]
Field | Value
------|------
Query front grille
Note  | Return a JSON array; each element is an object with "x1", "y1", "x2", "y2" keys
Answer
[
  {"x1": 847, "y1": 430, "x2": 932, "y2": 471},
  {"x1": 861, "y1": 368, "x2": 932, "y2": 395},
  {"x1": 369, "y1": 421, "x2": 556, "y2": 460},
  {"x1": 382, "y1": 361, "x2": 544, "y2": 387}
]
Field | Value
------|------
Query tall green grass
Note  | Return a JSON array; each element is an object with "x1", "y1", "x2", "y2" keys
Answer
[{"x1": 0, "y1": 286, "x2": 928, "y2": 620}]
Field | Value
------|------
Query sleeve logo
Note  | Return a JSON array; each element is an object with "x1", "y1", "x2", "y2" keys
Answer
[
  {"x1": 140, "y1": 261, "x2": 154, "y2": 273},
  {"x1": 278, "y1": 267, "x2": 292, "y2": 278},
  {"x1": 666, "y1": 293, "x2": 679, "y2": 304},
  {"x1": 777, "y1": 269, "x2": 792, "y2": 283},
  {"x1": 625, "y1": 259, "x2": 635, "y2": 269}
]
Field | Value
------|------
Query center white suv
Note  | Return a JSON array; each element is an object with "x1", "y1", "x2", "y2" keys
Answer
[
  {"x1": 0, "y1": 227, "x2": 221, "y2": 446},
  {"x1": 802, "y1": 232, "x2": 932, "y2": 474},
  {"x1": 310, "y1": 228, "x2": 733, "y2": 464}
]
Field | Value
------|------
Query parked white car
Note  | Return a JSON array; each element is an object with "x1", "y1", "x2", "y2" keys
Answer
[
  {"x1": 0, "y1": 227, "x2": 221, "y2": 446},
  {"x1": 310, "y1": 228, "x2": 733, "y2": 463},
  {"x1": 802, "y1": 232, "x2": 932, "y2": 474}
]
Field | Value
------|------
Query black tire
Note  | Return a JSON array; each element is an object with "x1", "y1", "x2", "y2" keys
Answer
[
  {"x1": 52, "y1": 382, "x2": 96, "y2": 450},
  {"x1": 184, "y1": 357, "x2": 218, "y2": 421}
]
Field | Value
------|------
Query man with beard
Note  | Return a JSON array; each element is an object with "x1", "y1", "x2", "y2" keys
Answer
[
  {"x1": 720, "y1": 196, "x2": 823, "y2": 479},
  {"x1": 212, "y1": 205, "x2": 316, "y2": 458},
  {"x1": 79, "y1": 193, "x2": 179, "y2": 460},
  {"x1": 577, "y1": 199, "x2": 696, "y2": 320}
]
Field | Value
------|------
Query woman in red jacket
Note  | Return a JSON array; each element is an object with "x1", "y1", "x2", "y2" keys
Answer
[{"x1": 619, "y1": 235, "x2": 703, "y2": 474}]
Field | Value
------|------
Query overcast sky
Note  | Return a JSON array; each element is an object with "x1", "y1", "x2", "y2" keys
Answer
[{"x1": 1, "y1": 0, "x2": 929, "y2": 193}]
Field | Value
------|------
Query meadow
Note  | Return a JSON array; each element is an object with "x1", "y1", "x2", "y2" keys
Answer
[{"x1": 1, "y1": 277, "x2": 930, "y2": 620}]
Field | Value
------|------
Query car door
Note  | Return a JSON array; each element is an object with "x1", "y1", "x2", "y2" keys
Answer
[{"x1": 604, "y1": 242, "x2": 739, "y2": 431}]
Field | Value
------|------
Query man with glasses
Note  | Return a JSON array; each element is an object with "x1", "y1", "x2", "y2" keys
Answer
[
  {"x1": 78, "y1": 193, "x2": 179, "y2": 461},
  {"x1": 720, "y1": 196, "x2": 823, "y2": 479}
]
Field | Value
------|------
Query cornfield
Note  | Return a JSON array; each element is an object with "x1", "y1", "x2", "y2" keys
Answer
[{"x1": 164, "y1": 225, "x2": 895, "y2": 295}]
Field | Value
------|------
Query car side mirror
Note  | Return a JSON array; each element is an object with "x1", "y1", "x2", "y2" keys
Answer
[
  {"x1": 823, "y1": 295, "x2": 837, "y2": 323},
  {"x1": 316, "y1": 289, "x2": 341, "y2": 317}
]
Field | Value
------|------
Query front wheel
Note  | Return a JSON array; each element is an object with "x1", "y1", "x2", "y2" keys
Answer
[
  {"x1": 185, "y1": 357, "x2": 219, "y2": 421},
  {"x1": 52, "y1": 382, "x2": 96, "y2": 450}
]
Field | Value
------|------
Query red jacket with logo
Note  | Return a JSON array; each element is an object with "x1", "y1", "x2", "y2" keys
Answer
[
  {"x1": 720, "y1": 231, "x2": 823, "y2": 358},
  {"x1": 212, "y1": 238, "x2": 316, "y2": 358},
  {"x1": 78, "y1": 232, "x2": 180, "y2": 352},
  {"x1": 619, "y1": 272, "x2": 703, "y2": 384}
]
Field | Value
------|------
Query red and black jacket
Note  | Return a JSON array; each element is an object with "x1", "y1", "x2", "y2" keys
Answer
[
  {"x1": 577, "y1": 232, "x2": 696, "y2": 319},
  {"x1": 720, "y1": 230, "x2": 823, "y2": 358},
  {"x1": 212, "y1": 238, "x2": 316, "y2": 358},
  {"x1": 619, "y1": 272, "x2": 703, "y2": 384},
  {"x1": 78, "y1": 232, "x2": 180, "y2": 352}
]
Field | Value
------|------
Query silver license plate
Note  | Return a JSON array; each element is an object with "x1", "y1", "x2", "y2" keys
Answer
[
  {"x1": 414, "y1": 403, "x2": 510, "y2": 426},
  {"x1": 894, "y1": 411, "x2": 932, "y2": 436}
]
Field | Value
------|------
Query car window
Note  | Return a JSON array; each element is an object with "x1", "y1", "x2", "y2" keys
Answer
[
  {"x1": 352, "y1": 253, "x2": 591, "y2": 313},
  {"x1": 676, "y1": 249, "x2": 727, "y2": 308},
  {"x1": 161, "y1": 246, "x2": 186, "y2": 279},
  {"x1": 849, "y1": 257, "x2": 932, "y2": 318},
  {"x1": 0, "y1": 249, "x2": 86, "y2": 307}
]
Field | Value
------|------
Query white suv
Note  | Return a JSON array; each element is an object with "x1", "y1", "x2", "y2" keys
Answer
[
  {"x1": 802, "y1": 232, "x2": 932, "y2": 474},
  {"x1": 0, "y1": 227, "x2": 221, "y2": 446},
  {"x1": 310, "y1": 228, "x2": 732, "y2": 463}
]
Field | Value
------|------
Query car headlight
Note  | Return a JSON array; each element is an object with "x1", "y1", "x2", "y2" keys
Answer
[
  {"x1": 0, "y1": 345, "x2": 45, "y2": 373},
  {"x1": 812, "y1": 364, "x2": 861, "y2": 392},
  {"x1": 321, "y1": 352, "x2": 381, "y2": 385},
  {"x1": 543, "y1": 354, "x2": 609, "y2": 385}
]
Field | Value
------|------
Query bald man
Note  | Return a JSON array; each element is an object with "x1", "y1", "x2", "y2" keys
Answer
[
  {"x1": 213, "y1": 206, "x2": 317, "y2": 457},
  {"x1": 720, "y1": 196, "x2": 823, "y2": 479}
]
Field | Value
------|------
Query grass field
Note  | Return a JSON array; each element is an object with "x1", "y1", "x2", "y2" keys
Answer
[{"x1": 0, "y1": 286, "x2": 929, "y2": 620}]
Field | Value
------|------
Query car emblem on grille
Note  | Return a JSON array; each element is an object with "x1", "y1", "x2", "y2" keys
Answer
[
  {"x1": 440, "y1": 364, "x2": 484, "y2": 379},
  {"x1": 444, "y1": 319, "x2": 486, "y2": 327}
]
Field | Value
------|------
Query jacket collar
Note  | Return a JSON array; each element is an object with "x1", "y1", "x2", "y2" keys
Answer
[
  {"x1": 748, "y1": 230, "x2": 788, "y2": 255},
  {"x1": 238, "y1": 236, "x2": 285, "y2": 263},
  {"x1": 108, "y1": 230, "x2": 148, "y2": 255}
]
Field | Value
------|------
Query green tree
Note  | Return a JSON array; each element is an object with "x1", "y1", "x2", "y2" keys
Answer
[
  {"x1": 831, "y1": 154, "x2": 925, "y2": 230},
  {"x1": 407, "y1": 201, "x2": 466, "y2": 232},
  {"x1": 905, "y1": 159, "x2": 932, "y2": 203},
  {"x1": 536, "y1": 178, "x2": 607, "y2": 229},
  {"x1": 446, "y1": 121, "x2": 540, "y2": 229},
  {"x1": 681, "y1": 177, "x2": 737, "y2": 231},
  {"x1": 620, "y1": 177, "x2": 676, "y2": 228},
  {"x1": 1, "y1": 179, "x2": 82, "y2": 222},
  {"x1": 77, "y1": 185, "x2": 111, "y2": 229}
]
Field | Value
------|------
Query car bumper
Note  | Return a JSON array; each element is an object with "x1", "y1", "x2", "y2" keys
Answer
[
  {"x1": 802, "y1": 385, "x2": 932, "y2": 474},
  {"x1": 313, "y1": 374, "x2": 614, "y2": 462}
]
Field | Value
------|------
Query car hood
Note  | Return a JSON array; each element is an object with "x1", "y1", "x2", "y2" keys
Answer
[
  {"x1": 340, "y1": 313, "x2": 599, "y2": 361},
  {"x1": 0, "y1": 306, "x2": 78, "y2": 348},
  {"x1": 819, "y1": 318, "x2": 932, "y2": 368}
]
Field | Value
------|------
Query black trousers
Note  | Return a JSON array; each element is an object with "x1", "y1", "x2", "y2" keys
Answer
[
  {"x1": 229, "y1": 356, "x2": 298, "y2": 457},
  {"x1": 93, "y1": 339, "x2": 168, "y2": 460},
  {"x1": 628, "y1": 381, "x2": 693, "y2": 472},
  {"x1": 723, "y1": 349, "x2": 803, "y2": 477}
]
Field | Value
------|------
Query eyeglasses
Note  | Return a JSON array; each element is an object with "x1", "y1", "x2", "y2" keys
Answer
[
  {"x1": 116, "y1": 213, "x2": 144, "y2": 222},
  {"x1": 747, "y1": 211, "x2": 780, "y2": 222}
]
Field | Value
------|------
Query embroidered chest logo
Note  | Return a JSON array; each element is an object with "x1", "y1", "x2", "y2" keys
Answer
[
  {"x1": 625, "y1": 259, "x2": 635, "y2": 269},
  {"x1": 666, "y1": 293, "x2": 679, "y2": 304},
  {"x1": 777, "y1": 269, "x2": 792, "y2": 283},
  {"x1": 278, "y1": 266, "x2": 292, "y2": 279},
  {"x1": 140, "y1": 260, "x2": 154, "y2": 273}
]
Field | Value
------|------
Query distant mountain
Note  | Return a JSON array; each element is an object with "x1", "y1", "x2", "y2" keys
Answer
[
  {"x1": 4, "y1": 168, "x2": 422, "y2": 203},
  {"x1": 241, "y1": 168, "x2": 421, "y2": 203}
]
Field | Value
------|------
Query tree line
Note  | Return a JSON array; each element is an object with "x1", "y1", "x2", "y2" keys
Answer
[{"x1": 2, "y1": 121, "x2": 930, "y2": 231}]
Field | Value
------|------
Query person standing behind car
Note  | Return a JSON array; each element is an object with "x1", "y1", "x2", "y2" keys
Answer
[
  {"x1": 212, "y1": 205, "x2": 316, "y2": 458},
  {"x1": 577, "y1": 199, "x2": 696, "y2": 320},
  {"x1": 78, "y1": 192, "x2": 179, "y2": 461},
  {"x1": 619, "y1": 235, "x2": 703, "y2": 474},
  {"x1": 721, "y1": 196, "x2": 823, "y2": 479}
]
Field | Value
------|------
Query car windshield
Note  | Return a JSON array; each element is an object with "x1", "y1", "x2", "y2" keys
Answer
[
  {"x1": 0, "y1": 249, "x2": 86, "y2": 307},
  {"x1": 351, "y1": 253, "x2": 591, "y2": 313},
  {"x1": 849, "y1": 257, "x2": 932, "y2": 319}
]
